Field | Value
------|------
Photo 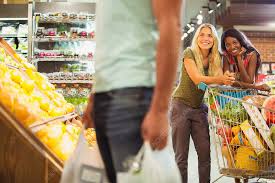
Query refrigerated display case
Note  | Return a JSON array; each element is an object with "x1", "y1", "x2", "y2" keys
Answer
[
  {"x1": 28, "y1": 1, "x2": 96, "y2": 114},
  {"x1": 0, "y1": 4, "x2": 28, "y2": 58}
]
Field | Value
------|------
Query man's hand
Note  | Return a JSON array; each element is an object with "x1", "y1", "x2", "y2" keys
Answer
[
  {"x1": 141, "y1": 109, "x2": 168, "y2": 150},
  {"x1": 82, "y1": 94, "x2": 95, "y2": 129}
]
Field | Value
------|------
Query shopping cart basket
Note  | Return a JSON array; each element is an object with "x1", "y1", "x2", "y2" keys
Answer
[{"x1": 202, "y1": 83, "x2": 275, "y2": 182}]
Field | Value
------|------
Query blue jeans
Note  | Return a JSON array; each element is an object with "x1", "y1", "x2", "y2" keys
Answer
[{"x1": 94, "y1": 87, "x2": 153, "y2": 183}]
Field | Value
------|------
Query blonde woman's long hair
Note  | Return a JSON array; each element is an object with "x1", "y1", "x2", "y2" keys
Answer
[{"x1": 190, "y1": 23, "x2": 222, "y2": 76}]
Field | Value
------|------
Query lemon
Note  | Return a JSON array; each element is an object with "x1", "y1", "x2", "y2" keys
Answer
[
  {"x1": 21, "y1": 80, "x2": 35, "y2": 93},
  {"x1": 10, "y1": 70, "x2": 23, "y2": 84}
]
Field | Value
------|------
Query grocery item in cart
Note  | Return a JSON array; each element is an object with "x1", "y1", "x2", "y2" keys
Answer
[
  {"x1": 242, "y1": 98, "x2": 275, "y2": 152},
  {"x1": 240, "y1": 120, "x2": 266, "y2": 156},
  {"x1": 234, "y1": 146, "x2": 259, "y2": 171},
  {"x1": 262, "y1": 95, "x2": 275, "y2": 124}
]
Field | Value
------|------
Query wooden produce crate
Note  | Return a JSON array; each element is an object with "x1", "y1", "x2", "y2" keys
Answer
[{"x1": 0, "y1": 103, "x2": 63, "y2": 183}]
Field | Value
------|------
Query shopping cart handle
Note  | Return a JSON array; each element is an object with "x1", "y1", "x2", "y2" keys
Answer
[{"x1": 198, "y1": 82, "x2": 208, "y2": 91}]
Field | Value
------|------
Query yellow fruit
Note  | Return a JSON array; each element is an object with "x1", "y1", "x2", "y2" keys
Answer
[
  {"x1": 53, "y1": 99, "x2": 63, "y2": 107},
  {"x1": 10, "y1": 70, "x2": 23, "y2": 84},
  {"x1": 231, "y1": 126, "x2": 241, "y2": 136},
  {"x1": 53, "y1": 92, "x2": 65, "y2": 100},
  {"x1": 35, "y1": 72, "x2": 47, "y2": 82},
  {"x1": 25, "y1": 69, "x2": 35, "y2": 79},
  {"x1": 39, "y1": 99, "x2": 50, "y2": 112},
  {"x1": 0, "y1": 87, "x2": 14, "y2": 112},
  {"x1": 32, "y1": 93, "x2": 43, "y2": 103},
  {"x1": 48, "y1": 106, "x2": 65, "y2": 117},
  {"x1": 22, "y1": 113, "x2": 41, "y2": 126},
  {"x1": 13, "y1": 103, "x2": 31, "y2": 124},
  {"x1": 13, "y1": 53, "x2": 21, "y2": 61},
  {"x1": 0, "y1": 63, "x2": 8, "y2": 75},
  {"x1": 52, "y1": 132, "x2": 76, "y2": 161},
  {"x1": 23, "y1": 62, "x2": 36, "y2": 71},
  {"x1": 65, "y1": 103, "x2": 75, "y2": 113},
  {"x1": 21, "y1": 80, "x2": 35, "y2": 93},
  {"x1": 44, "y1": 123, "x2": 66, "y2": 149}
]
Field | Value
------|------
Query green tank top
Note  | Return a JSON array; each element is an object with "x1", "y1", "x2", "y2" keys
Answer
[{"x1": 173, "y1": 47, "x2": 208, "y2": 108}]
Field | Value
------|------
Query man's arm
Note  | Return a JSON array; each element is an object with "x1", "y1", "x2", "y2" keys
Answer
[
  {"x1": 150, "y1": 0, "x2": 182, "y2": 113},
  {"x1": 141, "y1": 0, "x2": 182, "y2": 150}
]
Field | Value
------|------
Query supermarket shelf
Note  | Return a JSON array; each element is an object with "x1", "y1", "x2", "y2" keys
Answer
[
  {"x1": 16, "y1": 50, "x2": 28, "y2": 54},
  {"x1": 49, "y1": 80, "x2": 94, "y2": 84},
  {"x1": 0, "y1": 34, "x2": 28, "y2": 38},
  {"x1": 38, "y1": 19, "x2": 94, "y2": 24},
  {"x1": 33, "y1": 37, "x2": 95, "y2": 42},
  {"x1": 0, "y1": 18, "x2": 28, "y2": 21},
  {"x1": 32, "y1": 57, "x2": 93, "y2": 62}
]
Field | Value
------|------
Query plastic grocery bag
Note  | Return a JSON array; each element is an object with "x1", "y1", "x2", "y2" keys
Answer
[
  {"x1": 117, "y1": 141, "x2": 182, "y2": 183},
  {"x1": 60, "y1": 131, "x2": 109, "y2": 183}
]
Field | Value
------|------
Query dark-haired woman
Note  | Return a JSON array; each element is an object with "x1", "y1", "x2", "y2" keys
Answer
[{"x1": 221, "y1": 28, "x2": 270, "y2": 91}]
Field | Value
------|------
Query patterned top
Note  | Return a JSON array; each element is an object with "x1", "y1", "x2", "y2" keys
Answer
[{"x1": 172, "y1": 48, "x2": 208, "y2": 108}]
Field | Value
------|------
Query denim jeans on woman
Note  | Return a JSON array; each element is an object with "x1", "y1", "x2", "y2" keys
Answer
[
  {"x1": 170, "y1": 98, "x2": 210, "y2": 183},
  {"x1": 93, "y1": 87, "x2": 153, "y2": 183}
]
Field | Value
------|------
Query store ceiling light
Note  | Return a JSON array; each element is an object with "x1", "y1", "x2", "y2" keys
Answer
[
  {"x1": 208, "y1": 9, "x2": 214, "y2": 14},
  {"x1": 181, "y1": 33, "x2": 188, "y2": 40},
  {"x1": 197, "y1": 14, "x2": 203, "y2": 20},
  {"x1": 197, "y1": 19, "x2": 203, "y2": 25},
  {"x1": 217, "y1": 2, "x2": 221, "y2": 7},
  {"x1": 187, "y1": 27, "x2": 195, "y2": 34}
]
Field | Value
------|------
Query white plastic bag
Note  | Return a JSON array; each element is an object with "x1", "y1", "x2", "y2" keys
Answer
[
  {"x1": 117, "y1": 141, "x2": 182, "y2": 183},
  {"x1": 60, "y1": 131, "x2": 109, "y2": 183}
]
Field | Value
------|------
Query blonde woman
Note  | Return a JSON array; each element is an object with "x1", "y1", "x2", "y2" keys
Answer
[{"x1": 170, "y1": 23, "x2": 235, "y2": 183}]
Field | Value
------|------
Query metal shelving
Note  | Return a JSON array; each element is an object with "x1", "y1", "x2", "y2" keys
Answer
[
  {"x1": 32, "y1": 57, "x2": 93, "y2": 62},
  {"x1": 0, "y1": 34, "x2": 28, "y2": 38},
  {"x1": 33, "y1": 37, "x2": 95, "y2": 42}
]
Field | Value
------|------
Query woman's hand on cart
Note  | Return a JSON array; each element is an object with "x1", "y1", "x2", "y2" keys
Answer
[{"x1": 223, "y1": 71, "x2": 235, "y2": 86}]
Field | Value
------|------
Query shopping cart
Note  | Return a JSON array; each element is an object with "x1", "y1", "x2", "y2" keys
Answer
[{"x1": 201, "y1": 83, "x2": 275, "y2": 182}]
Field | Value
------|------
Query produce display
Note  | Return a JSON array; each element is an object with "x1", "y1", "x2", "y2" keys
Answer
[
  {"x1": 262, "y1": 95, "x2": 275, "y2": 124},
  {"x1": 32, "y1": 9, "x2": 95, "y2": 116},
  {"x1": 0, "y1": 21, "x2": 28, "y2": 57},
  {"x1": 0, "y1": 40, "x2": 96, "y2": 161}
]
